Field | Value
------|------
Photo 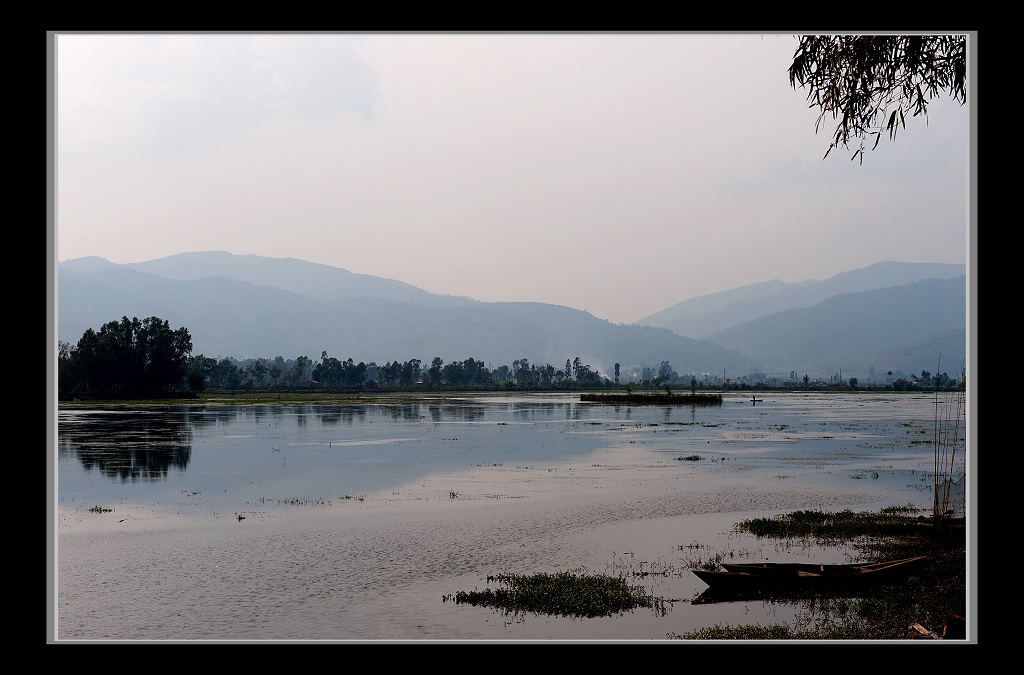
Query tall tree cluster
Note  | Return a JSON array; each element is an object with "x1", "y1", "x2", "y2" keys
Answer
[
  {"x1": 58, "y1": 317, "x2": 622, "y2": 398},
  {"x1": 59, "y1": 316, "x2": 193, "y2": 399}
]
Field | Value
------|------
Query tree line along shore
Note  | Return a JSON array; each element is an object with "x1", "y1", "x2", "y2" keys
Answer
[{"x1": 58, "y1": 315, "x2": 963, "y2": 401}]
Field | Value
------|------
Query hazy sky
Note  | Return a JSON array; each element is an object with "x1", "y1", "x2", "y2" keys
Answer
[{"x1": 54, "y1": 33, "x2": 971, "y2": 325}]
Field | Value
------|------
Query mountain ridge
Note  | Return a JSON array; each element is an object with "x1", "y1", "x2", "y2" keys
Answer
[
  {"x1": 57, "y1": 252, "x2": 966, "y2": 379},
  {"x1": 702, "y1": 276, "x2": 966, "y2": 376},
  {"x1": 636, "y1": 260, "x2": 966, "y2": 339},
  {"x1": 57, "y1": 259, "x2": 754, "y2": 376}
]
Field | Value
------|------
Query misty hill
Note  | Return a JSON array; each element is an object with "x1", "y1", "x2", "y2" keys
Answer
[
  {"x1": 63, "y1": 251, "x2": 475, "y2": 308},
  {"x1": 57, "y1": 252, "x2": 966, "y2": 380},
  {"x1": 57, "y1": 254, "x2": 755, "y2": 378},
  {"x1": 701, "y1": 276, "x2": 967, "y2": 379},
  {"x1": 636, "y1": 261, "x2": 966, "y2": 339}
]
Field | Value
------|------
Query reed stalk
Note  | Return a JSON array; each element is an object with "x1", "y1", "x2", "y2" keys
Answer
[{"x1": 932, "y1": 360, "x2": 966, "y2": 524}]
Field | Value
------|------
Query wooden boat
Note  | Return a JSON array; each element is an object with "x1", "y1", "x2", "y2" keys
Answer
[
  {"x1": 692, "y1": 556, "x2": 928, "y2": 592},
  {"x1": 720, "y1": 556, "x2": 927, "y2": 576}
]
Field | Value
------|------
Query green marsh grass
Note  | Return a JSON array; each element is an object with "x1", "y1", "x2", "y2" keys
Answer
[
  {"x1": 735, "y1": 506, "x2": 925, "y2": 542},
  {"x1": 673, "y1": 506, "x2": 967, "y2": 640},
  {"x1": 447, "y1": 569, "x2": 663, "y2": 618}
]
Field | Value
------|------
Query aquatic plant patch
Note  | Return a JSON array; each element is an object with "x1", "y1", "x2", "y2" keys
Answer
[
  {"x1": 680, "y1": 506, "x2": 967, "y2": 639},
  {"x1": 736, "y1": 507, "x2": 928, "y2": 540},
  {"x1": 447, "y1": 570, "x2": 662, "y2": 618}
]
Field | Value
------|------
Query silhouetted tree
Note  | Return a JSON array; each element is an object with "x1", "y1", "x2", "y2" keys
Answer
[
  {"x1": 60, "y1": 315, "x2": 193, "y2": 398},
  {"x1": 292, "y1": 356, "x2": 311, "y2": 387}
]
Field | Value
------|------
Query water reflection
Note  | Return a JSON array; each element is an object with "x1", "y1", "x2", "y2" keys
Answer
[
  {"x1": 426, "y1": 401, "x2": 487, "y2": 422},
  {"x1": 59, "y1": 409, "x2": 193, "y2": 482},
  {"x1": 57, "y1": 393, "x2": 953, "y2": 517},
  {"x1": 187, "y1": 407, "x2": 239, "y2": 429},
  {"x1": 56, "y1": 397, "x2": 630, "y2": 506},
  {"x1": 318, "y1": 405, "x2": 368, "y2": 425}
]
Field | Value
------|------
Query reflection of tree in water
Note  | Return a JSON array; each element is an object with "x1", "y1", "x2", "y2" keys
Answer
[
  {"x1": 427, "y1": 402, "x2": 487, "y2": 422},
  {"x1": 187, "y1": 407, "x2": 239, "y2": 429},
  {"x1": 512, "y1": 401, "x2": 562, "y2": 422},
  {"x1": 245, "y1": 405, "x2": 270, "y2": 425},
  {"x1": 317, "y1": 405, "x2": 367, "y2": 425},
  {"x1": 396, "y1": 403, "x2": 422, "y2": 421},
  {"x1": 59, "y1": 410, "x2": 193, "y2": 481}
]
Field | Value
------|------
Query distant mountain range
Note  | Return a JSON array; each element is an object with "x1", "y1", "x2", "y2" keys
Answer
[
  {"x1": 634, "y1": 261, "x2": 966, "y2": 339},
  {"x1": 57, "y1": 252, "x2": 967, "y2": 381},
  {"x1": 699, "y1": 276, "x2": 966, "y2": 377}
]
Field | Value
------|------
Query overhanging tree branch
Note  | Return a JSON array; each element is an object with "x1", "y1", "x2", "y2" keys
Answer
[{"x1": 788, "y1": 35, "x2": 967, "y2": 164}]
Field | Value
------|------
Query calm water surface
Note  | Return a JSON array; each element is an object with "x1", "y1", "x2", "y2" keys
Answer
[{"x1": 55, "y1": 392, "x2": 964, "y2": 641}]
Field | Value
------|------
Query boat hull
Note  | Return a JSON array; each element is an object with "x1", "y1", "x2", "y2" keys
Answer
[{"x1": 693, "y1": 556, "x2": 928, "y2": 592}]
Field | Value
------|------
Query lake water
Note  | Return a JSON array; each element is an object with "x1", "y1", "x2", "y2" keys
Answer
[{"x1": 54, "y1": 392, "x2": 966, "y2": 641}]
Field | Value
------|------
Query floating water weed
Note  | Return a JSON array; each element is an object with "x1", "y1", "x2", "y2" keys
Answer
[
  {"x1": 669, "y1": 623, "x2": 797, "y2": 640},
  {"x1": 277, "y1": 497, "x2": 329, "y2": 506},
  {"x1": 447, "y1": 569, "x2": 663, "y2": 618},
  {"x1": 736, "y1": 507, "x2": 928, "y2": 541}
]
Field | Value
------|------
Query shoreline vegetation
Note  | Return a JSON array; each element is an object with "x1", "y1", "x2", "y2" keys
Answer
[
  {"x1": 58, "y1": 315, "x2": 965, "y2": 403},
  {"x1": 671, "y1": 507, "x2": 968, "y2": 640},
  {"x1": 447, "y1": 507, "x2": 967, "y2": 640}
]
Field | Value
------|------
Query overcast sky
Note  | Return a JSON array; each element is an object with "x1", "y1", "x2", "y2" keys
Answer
[{"x1": 54, "y1": 33, "x2": 971, "y2": 325}]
